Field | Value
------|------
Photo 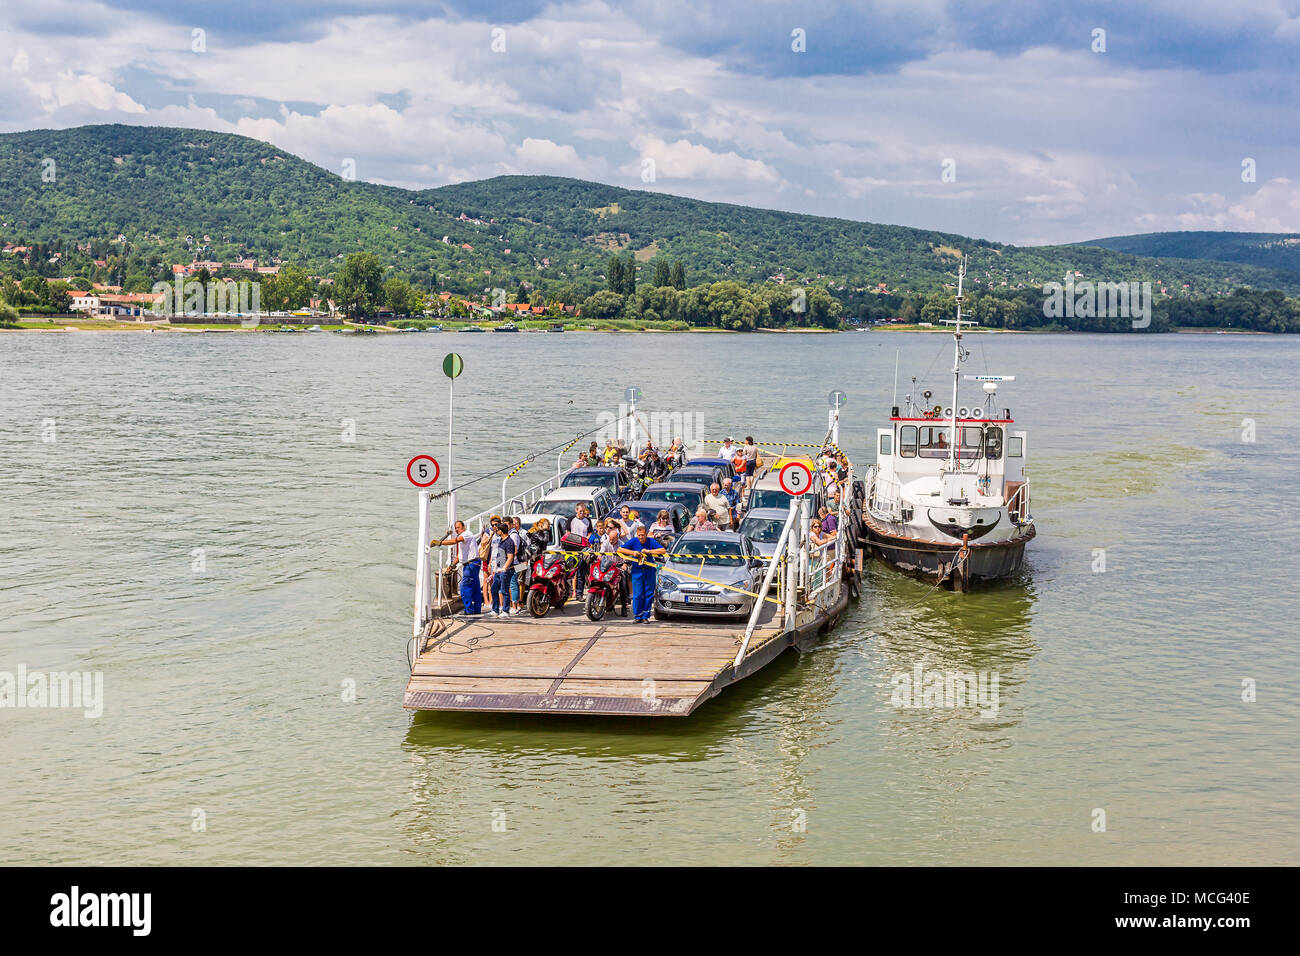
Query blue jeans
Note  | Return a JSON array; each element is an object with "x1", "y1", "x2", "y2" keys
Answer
[
  {"x1": 492, "y1": 569, "x2": 515, "y2": 613},
  {"x1": 630, "y1": 569, "x2": 655, "y2": 620},
  {"x1": 459, "y1": 559, "x2": 482, "y2": 614}
]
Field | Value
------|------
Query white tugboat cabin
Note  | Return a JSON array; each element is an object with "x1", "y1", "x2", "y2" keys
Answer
[{"x1": 864, "y1": 259, "x2": 1035, "y2": 589}]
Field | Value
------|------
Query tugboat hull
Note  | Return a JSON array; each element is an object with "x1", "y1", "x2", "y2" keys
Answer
[{"x1": 863, "y1": 513, "x2": 1034, "y2": 588}]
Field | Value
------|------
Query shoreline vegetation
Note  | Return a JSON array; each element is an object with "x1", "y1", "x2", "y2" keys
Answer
[{"x1": 3, "y1": 316, "x2": 1277, "y2": 334}]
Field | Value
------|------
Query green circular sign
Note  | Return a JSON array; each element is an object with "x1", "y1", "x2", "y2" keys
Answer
[{"x1": 442, "y1": 353, "x2": 464, "y2": 379}]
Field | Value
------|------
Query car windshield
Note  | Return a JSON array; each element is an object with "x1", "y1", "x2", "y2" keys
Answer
[
  {"x1": 669, "y1": 539, "x2": 745, "y2": 566},
  {"x1": 651, "y1": 489, "x2": 701, "y2": 507},
  {"x1": 748, "y1": 487, "x2": 795, "y2": 510},
  {"x1": 739, "y1": 516, "x2": 785, "y2": 543},
  {"x1": 562, "y1": 472, "x2": 615, "y2": 491},
  {"x1": 540, "y1": 500, "x2": 583, "y2": 519}
]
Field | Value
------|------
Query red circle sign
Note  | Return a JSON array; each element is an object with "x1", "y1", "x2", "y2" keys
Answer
[
  {"x1": 779, "y1": 461, "x2": 813, "y2": 496},
  {"x1": 407, "y1": 455, "x2": 440, "y2": 487}
]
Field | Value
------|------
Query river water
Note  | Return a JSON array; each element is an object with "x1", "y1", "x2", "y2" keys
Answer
[{"x1": 1, "y1": 329, "x2": 1296, "y2": 865}]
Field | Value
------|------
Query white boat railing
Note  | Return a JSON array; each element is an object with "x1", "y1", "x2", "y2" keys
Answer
[
  {"x1": 866, "y1": 465, "x2": 904, "y2": 522},
  {"x1": 1007, "y1": 478, "x2": 1032, "y2": 524}
]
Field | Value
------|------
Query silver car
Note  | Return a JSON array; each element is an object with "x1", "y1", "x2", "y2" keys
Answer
[
  {"x1": 736, "y1": 507, "x2": 791, "y2": 559},
  {"x1": 653, "y1": 531, "x2": 764, "y2": 622}
]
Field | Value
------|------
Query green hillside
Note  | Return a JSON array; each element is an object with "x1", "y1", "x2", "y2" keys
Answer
[
  {"x1": 1081, "y1": 231, "x2": 1300, "y2": 274},
  {"x1": 3, "y1": 124, "x2": 1300, "y2": 300}
]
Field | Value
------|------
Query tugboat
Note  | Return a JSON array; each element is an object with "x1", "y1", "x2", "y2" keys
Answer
[
  {"x1": 863, "y1": 258, "x2": 1034, "y2": 590},
  {"x1": 493, "y1": 322, "x2": 519, "y2": 333}
]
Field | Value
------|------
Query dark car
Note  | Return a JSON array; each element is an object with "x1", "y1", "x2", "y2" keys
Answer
[
  {"x1": 642, "y1": 482, "x2": 706, "y2": 515},
  {"x1": 560, "y1": 466, "x2": 637, "y2": 501},
  {"x1": 617, "y1": 501, "x2": 692, "y2": 545},
  {"x1": 664, "y1": 465, "x2": 726, "y2": 490},
  {"x1": 683, "y1": 457, "x2": 736, "y2": 483}
]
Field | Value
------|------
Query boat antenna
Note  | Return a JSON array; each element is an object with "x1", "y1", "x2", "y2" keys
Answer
[
  {"x1": 947, "y1": 257, "x2": 967, "y2": 473},
  {"x1": 892, "y1": 349, "x2": 900, "y2": 410}
]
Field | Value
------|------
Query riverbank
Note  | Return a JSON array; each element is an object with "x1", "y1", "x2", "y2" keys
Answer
[{"x1": 4, "y1": 318, "x2": 843, "y2": 334}]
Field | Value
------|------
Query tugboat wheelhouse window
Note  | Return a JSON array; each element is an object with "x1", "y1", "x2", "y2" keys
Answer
[
  {"x1": 984, "y1": 426, "x2": 1003, "y2": 459},
  {"x1": 917, "y1": 426, "x2": 984, "y2": 459},
  {"x1": 880, "y1": 434, "x2": 892, "y2": 456},
  {"x1": 1007, "y1": 436, "x2": 1023, "y2": 457},
  {"x1": 899, "y1": 426, "x2": 917, "y2": 457}
]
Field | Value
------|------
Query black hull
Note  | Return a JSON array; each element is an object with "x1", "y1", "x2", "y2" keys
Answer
[{"x1": 864, "y1": 516, "x2": 1034, "y2": 588}]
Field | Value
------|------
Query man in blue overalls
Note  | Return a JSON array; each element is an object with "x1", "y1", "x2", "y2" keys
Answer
[
  {"x1": 618, "y1": 524, "x2": 666, "y2": 623},
  {"x1": 435, "y1": 520, "x2": 482, "y2": 615}
]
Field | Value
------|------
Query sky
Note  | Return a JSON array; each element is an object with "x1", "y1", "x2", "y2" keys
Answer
[{"x1": 3, "y1": 0, "x2": 1300, "y2": 245}]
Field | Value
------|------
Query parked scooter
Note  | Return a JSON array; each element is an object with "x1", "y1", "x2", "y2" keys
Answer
[
  {"x1": 527, "y1": 549, "x2": 578, "y2": 617},
  {"x1": 584, "y1": 553, "x2": 628, "y2": 621}
]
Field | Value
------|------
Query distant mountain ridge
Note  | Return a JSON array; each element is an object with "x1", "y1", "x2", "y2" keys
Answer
[
  {"x1": 3, "y1": 124, "x2": 1300, "y2": 297},
  {"x1": 1080, "y1": 231, "x2": 1300, "y2": 273}
]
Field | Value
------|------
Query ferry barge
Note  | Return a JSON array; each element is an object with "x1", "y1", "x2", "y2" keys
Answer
[{"x1": 405, "y1": 398, "x2": 865, "y2": 717}]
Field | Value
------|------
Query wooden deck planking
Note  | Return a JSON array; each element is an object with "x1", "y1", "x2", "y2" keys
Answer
[{"x1": 403, "y1": 599, "x2": 825, "y2": 716}]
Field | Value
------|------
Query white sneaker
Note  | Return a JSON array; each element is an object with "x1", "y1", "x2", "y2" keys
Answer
[{"x1": 502, "y1": 608, "x2": 513, "y2": 617}]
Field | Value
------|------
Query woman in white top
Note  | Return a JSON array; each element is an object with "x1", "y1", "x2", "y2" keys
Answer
[{"x1": 648, "y1": 509, "x2": 674, "y2": 539}]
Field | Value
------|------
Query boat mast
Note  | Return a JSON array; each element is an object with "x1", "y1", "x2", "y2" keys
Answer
[{"x1": 946, "y1": 257, "x2": 966, "y2": 473}]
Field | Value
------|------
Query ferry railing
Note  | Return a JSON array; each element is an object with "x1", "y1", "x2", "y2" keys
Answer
[
  {"x1": 807, "y1": 538, "x2": 837, "y2": 597},
  {"x1": 734, "y1": 498, "x2": 800, "y2": 669},
  {"x1": 415, "y1": 468, "x2": 574, "y2": 635}
]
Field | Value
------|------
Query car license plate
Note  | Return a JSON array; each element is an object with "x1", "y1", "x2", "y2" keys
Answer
[{"x1": 684, "y1": 594, "x2": 716, "y2": 604}]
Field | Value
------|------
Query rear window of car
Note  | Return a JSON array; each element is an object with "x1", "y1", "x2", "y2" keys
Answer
[
  {"x1": 668, "y1": 539, "x2": 745, "y2": 566},
  {"x1": 652, "y1": 488, "x2": 701, "y2": 506},
  {"x1": 669, "y1": 471, "x2": 715, "y2": 487},
  {"x1": 562, "y1": 471, "x2": 615, "y2": 491},
  {"x1": 748, "y1": 487, "x2": 794, "y2": 511}
]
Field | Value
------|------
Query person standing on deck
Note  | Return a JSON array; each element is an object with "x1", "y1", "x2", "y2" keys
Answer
[
  {"x1": 721, "y1": 477, "x2": 740, "y2": 520},
  {"x1": 741, "y1": 436, "x2": 760, "y2": 492},
  {"x1": 570, "y1": 503, "x2": 595, "y2": 589},
  {"x1": 618, "y1": 525, "x2": 666, "y2": 623},
  {"x1": 509, "y1": 517, "x2": 528, "y2": 613},
  {"x1": 719, "y1": 436, "x2": 739, "y2": 462},
  {"x1": 433, "y1": 520, "x2": 482, "y2": 615},
  {"x1": 481, "y1": 516, "x2": 501, "y2": 599},
  {"x1": 704, "y1": 482, "x2": 732, "y2": 530},
  {"x1": 489, "y1": 524, "x2": 516, "y2": 617}
]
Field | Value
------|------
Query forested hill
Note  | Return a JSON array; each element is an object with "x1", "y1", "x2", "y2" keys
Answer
[
  {"x1": 1080, "y1": 231, "x2": 1300, "y2": 274},
  {"x1": 3, "y1": 124, "x2": 1300, "y2": 298}
]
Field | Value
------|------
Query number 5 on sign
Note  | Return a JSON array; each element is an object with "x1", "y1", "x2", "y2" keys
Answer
[
  {"x1": 407, "y1": 455, "x2": 440, "y2": 488},
  {"x1": 779, "y1": 461, "x2": 813, "y2": 496}
]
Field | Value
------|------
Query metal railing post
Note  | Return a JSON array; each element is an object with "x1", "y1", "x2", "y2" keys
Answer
[
  {"x1": 413, "y1": 490, "x2": 430, "y2": 638},
  {"x1": 733, "y1": 498, "x2": 799, "y2": 668}
]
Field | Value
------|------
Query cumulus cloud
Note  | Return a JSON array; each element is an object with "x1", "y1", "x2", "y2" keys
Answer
[{"x1": 0, "y1": 0, "x2": 1297, "y2": 243}]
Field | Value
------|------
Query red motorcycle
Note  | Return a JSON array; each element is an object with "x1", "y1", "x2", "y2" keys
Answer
[
  {"x1": 527, "y1": 550, "x2": 578, "y2": 617},
  {"x1": 584, "y1": 554, "x2": 628, "y2": 621}
]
